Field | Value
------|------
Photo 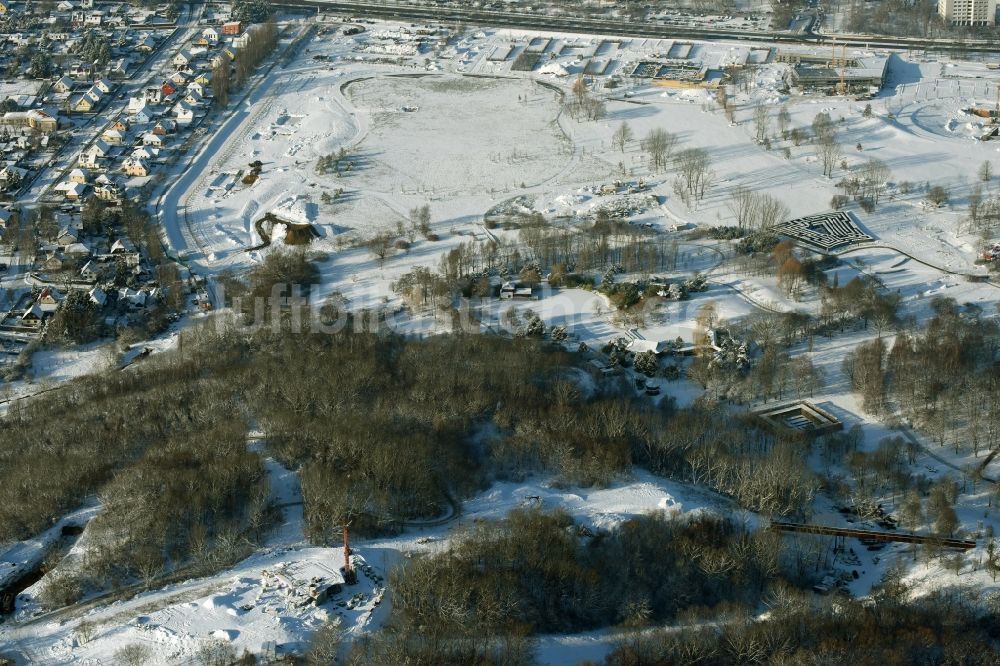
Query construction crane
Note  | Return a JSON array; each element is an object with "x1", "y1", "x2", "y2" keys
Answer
[{"x1": 831, "y1": 37, "x2": 847, "y2": 96}]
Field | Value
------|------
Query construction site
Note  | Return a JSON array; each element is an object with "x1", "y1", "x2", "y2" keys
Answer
[
  {"x1": 965, "y1": 86, "x2": 1000, "y2": 140},
  {"x1": 777, "y1": 48, "x2": 889, "y2": 96},
  {"x1": 755, "y1": 401, "x2": 844, "y2": 436}
]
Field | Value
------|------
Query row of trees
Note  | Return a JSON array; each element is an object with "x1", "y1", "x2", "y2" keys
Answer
[
  {"x1": 388, "y1": 217, "x2": 691, "y2": 287},
  {"x1": 611, "y1": 120, "x2": 714, "y2": 204},
  {"x1": 212, "y1": 18, "x2": 280, "y2": 108}
]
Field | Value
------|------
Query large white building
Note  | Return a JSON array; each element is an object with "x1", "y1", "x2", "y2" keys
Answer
[{"x1": 938, "y1": 0, "x2": 997, "y2": 25}]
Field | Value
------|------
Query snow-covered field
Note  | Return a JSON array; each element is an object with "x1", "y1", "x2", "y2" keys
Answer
[{"x1": 161, "y1": 24, "x2": 1000, "y2": 320}]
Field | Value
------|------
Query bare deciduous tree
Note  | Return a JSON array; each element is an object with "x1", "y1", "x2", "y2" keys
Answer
[
  {"x1": 641, "y1": 128, "x2": 677, "y2": 172},
  {"x1": 611, "y1": 121, "x2": 633, "y2": 153},
  {"x1": 980, "y1": 160, "x2": 993, "y2": 182},
  {"x1": 776, "y1": 105, "x2": 791, "y2": 137},
  {"x1": 675, "y1": 147, "x2": 713, "y2": 203},
  {"x1": 817, "y1": 136, "x2": 842, "y2": 178},
  {"x1": 758, "y1": 193, "x2": 790, "y2": 232},
  {"x1": 860, "y1": 158, "x2": 891, "y2": 205},
  {"x1": 727, "y1": 184, "x2": 759, "y2": 231},
  {"x1": 368, "y1": 232, "x2": 394, "y2": 268},
  {"x1": 752, "y1": 101, "x2": 769, "y2": 144}
]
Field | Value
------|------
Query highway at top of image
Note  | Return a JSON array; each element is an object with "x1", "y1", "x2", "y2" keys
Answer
[{"x1": 272, "y1": 0, "x2": 1000, "y2": 53}]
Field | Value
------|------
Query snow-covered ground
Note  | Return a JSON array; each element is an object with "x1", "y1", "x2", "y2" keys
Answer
[
  {"x1": 1, "y1": 462, "x2": 725, "y2": 664},
  {"x1": 6, "y1": 15, "x2": 1000, "y2": 665},
  {"x1": 157, "y1": 23, "x2": 1000, "y2": 330}
]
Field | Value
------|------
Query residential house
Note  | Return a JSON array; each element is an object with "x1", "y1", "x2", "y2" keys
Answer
[
  {"x1": 136, "y1": 35, "x2": 156, "y2": 52},
  {"x1": 56, "y1": 227, "x2": 78, "y2": 246},
  {"x1": 161, "y1": 80, "x2": 177, "y2": 96},
  {"x1": 0, "y1": 208, "x2": 13, "y2": 241},
  {"x1": 152, "y1": 118, "x2": 175, "y2": 135},
  {"x1": 109, "y1": 59, "x2": 128, "y2": 79},
  {"x1": 68, "y1": 62, "x2": 91, "y2": 79},
  {"x1": 55, "y1": 212, "x2": 82, "y2": 232},
  {"x1": 172, "y1": 101, "x2": 194, "y2": 124},
  {"x1": 83, "y1": 11, "x2": 103, "y2": 26},
  {"x1": 202, "y1": 27, "x2": 219, "y2": 44},
  {"x1": 94, "y1": 180, "x2": 122, "y2": 202},
  {"x1": 84, "y1": 86, "x2": 104, "y2": 104},
  {"x1": 233, "y1": 33, "x2": 251, "y2": 49},
  {"x1": 499, "y1": 281, "x2": 534, "y2": 300},
  {"x1": 91, "y1": 139, "x2": 112, "y2": 157},
  {"x1": 109, "y1": 118, "x2": 129, "y2": 132},
  {"x1": 131, "y1": 145, "x2": 158, "y2": 161},
  {"x1": 80, "y1": 260, "x2": 98, "y2": 281},
  {"x1": 94, "y1": 78, "x2": 113, "y2": 94},
  {"x1": 20, "y1": 304, "x2": 44, "y2": 325},
  {"x1": 168, "y1": 70, "x2": 188, "y2": 86},
  {"x1": 79, "y1": 149, "x2": 102, "y2": 170},
  {"x1": 42, "y1": 254, "x2": 63, "y2": 272},
  {"x1": 183, "y1": 89, "x2": 203, "y2": 107},
  {"x1": 63, "y1": 181, "x2": 86, "y2": 200},
  {"x1": 132, "y1": 105, "x2": 153, "y2": 124},
  {"x1": 65, "y1": 242, "x2": 90, "y2": 257},
  {"x1": 53, "y1": 75, "x2": 76, "y2": 93},
  {"x1": 141, "y1": 132, "x2": 164, "y2": 147},
  {"x1": 193, "y1": 71, "x2": 212, "y2": 86},
  {"x1": 57, "y1": 1, "x2": 74, "y2": 11},
  {"x1": 0, "y1": 165, "x2": 28, "y2": 189},
  {"x1": 70, "y1": 94, "x2": 95, "y2": 112},
  {"x1": 222, "y1": 21, "x2": 242, "y2": 36},
  {"x1": 37, "y1": 287, "x2": 64, "y2": 313},
  {"x1": 143, "y1": 86, "x2": 162, "y2": 104},
  {"x1": 26, "y1": 109, "x2": 58, "y2": 133},
  {"x1": 110, "y1": 238, "x2": 135, "y2": 254},
  {"x1": 118, "y1": 287, "x2": 146, "y2": 309},
  {"x1": 111, "y1": 245, "x2": 140, "y2": 268},
  {"x1": 172, "y1": 49, "x2": 193, "y2": 68},
  {"x1": 101, "y1": 128, "x2": 124, "y2": 144},
  {"x1": 68, "y1": 168, "x2": 89, "y2": 184},
  {"x1": 127, "y1": 95, "x2": 147, "y2": 113},
  {"x1": 187, "y1": 80, "x2": 206, "y2": 97},
  {"x1": 121, "y1": 156, "x2": 148, "y2": 177},
  {"x1": 0, "y1": 2, "x2": 9, "y2": 15},
  {"x1": 88, "y1": 286, "x2": 106, "y2": 305}
]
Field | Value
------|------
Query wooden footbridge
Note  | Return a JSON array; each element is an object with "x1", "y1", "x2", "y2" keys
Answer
[{"x1": 770, "y1": 521, "x2": 976, "y2": 550}]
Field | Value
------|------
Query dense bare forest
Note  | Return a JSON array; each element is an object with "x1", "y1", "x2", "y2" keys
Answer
[
  {"x1": 606, "y1": 582, "x2": 1000, "y2": 665},
  {"x1": 0, "y1": 254, "x2": 830, "y2": 610},
  {"x1": 344, "y1": 508, "x2": 798, "y2": 665}
]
